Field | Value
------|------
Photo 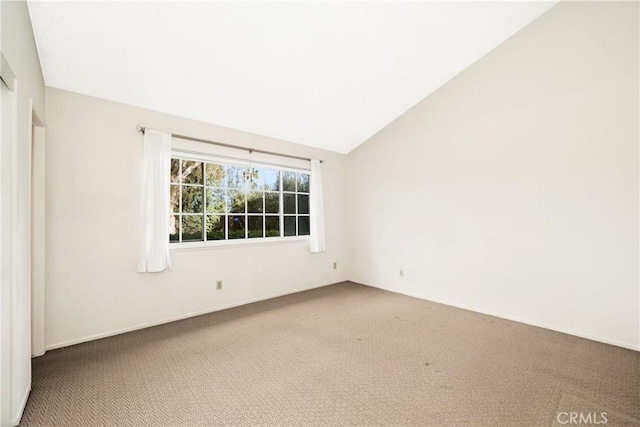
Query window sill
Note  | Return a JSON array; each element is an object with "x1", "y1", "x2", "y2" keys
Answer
[{"x1": 170, "y1": 236, "x2": 310, "y2": 252}]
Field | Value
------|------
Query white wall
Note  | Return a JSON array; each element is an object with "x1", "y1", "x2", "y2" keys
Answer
[
  {"x1": 0, "y1": 0, "x2": 46, "y2": 425},
  {"x1": 346, "y1": 1, "x2": 639, "y2": 350},
  {"x1": 45, "y1": 87, "x2": 347, "y2": 349}
]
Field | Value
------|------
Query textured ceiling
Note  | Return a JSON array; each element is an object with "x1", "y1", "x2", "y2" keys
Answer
[{"x1": 28, "y1": 1, "x2": 556, "y2": 153}]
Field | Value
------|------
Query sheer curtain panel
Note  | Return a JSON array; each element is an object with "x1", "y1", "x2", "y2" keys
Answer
[
  {"x1": 309, "y1": 159, "x2": 326, "y2": 253},
  {"x1": 138, "y1": 129, "x2": 172, "y2": 273}
]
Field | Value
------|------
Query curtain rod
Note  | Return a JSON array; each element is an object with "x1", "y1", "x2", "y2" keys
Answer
[{"x1": 136, "y1": 126, "x2": 322, "y2": 163}]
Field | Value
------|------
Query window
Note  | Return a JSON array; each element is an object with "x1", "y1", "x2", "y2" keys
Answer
[{"x1": 169, "y1": 155, "x2": 310, "y2": 245}]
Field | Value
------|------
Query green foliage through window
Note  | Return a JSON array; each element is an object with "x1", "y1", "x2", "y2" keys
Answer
[{"x1": 169, "y1": 157, "x2": 310, "y2": 243}]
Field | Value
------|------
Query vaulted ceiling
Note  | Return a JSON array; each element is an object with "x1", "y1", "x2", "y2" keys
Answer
[{"x1": 28, "y1": 1, "x2": 556, "y2": 153}]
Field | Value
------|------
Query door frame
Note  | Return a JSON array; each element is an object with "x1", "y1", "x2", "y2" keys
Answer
[
  {"x1": 0, "y1": 52, "x2": 17, "y2": 427},
  {"x1": 30, "y1": 105, "x2": 45, "y2": 358}
]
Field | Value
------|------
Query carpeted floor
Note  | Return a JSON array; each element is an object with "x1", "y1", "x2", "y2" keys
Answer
[{"x1": 21, "y1": 282, "x2": 639, "y2": 426}]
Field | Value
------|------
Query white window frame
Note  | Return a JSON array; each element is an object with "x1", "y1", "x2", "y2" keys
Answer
[{"x1": 169, "y1": 150, "x2": 311, "y2": 251}]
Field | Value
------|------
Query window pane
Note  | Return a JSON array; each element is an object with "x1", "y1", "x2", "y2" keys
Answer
[
  {"x1": 206, "y1": 163, "x2": 226, "y2": 187},
  {"x1": 298, "y1": 216, "x2": 310, "y2": 236},
  {"x1": 170, "y1": 185, "x2": 180, "y2": 213},
  {"x1": 169, "y1": 214, "x2": 180, "y2": 242},
  {"x1": 182, "y1": 160, "x2": 203, "y2": 185},
  {"x1": 297, "y1": 173, "x2": 309, "y2": 193},
  {"x1": 265, "y1": 216, "x2": 279, "y2": 237},
  {"x1": 283, "y1": 193, "x2": 296, "y2": 214},
  {"x1": 247, "y1": 167, "x2": 262, "y2": 190},
  {"x1": 248, "y1": 216, "x2": 263, "y2": 239},
  {"x1": 284, "y1": 216, "x2": 296, "y2": 236},
  {"x1": 206, "y1": 188, "x2": 225, "y2": 213},
  {"x1": 228, "y1": 215, "x2": 246, "y2": 239},
  {"x1": 171, "y1": 159, "x2": 180, "y2": 183},
  {"x1": 182, "y1": 215, "x2": 203, "y2": 241},
  {"x1": 206, "y1": 215, "x2": 225, "y2": 240},
  {"x1": 227, "y1": 165, "x2": 247, "y2": 189},
  {"x1": 283, "y1": 171, "x2": 296, "y2": 191},
  {"x1": 264, "y1": 169, "x2": 280, "y2": 191},
  {"x1": 227, "y1": 189, "x2": 246, "y2": 213},
  {"x1": 247, "y1": 191, "x2": 264, "y2": 213},
  {"x1": 182, "y1": 186, "x2": 203, "y2": 213},
  {"x1": 297, "y1": 194, "x2": 309, "y2": 214},
  {"x1": 265, "y1": 192, "x2": 279, "y2": 213}
]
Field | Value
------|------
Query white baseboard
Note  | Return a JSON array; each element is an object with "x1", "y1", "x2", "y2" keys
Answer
[
  {"x1": 45, "y1": 279, "x2": 347, "y2": 351},
  {"x1": 354, "y1": 281, "x2": 640, "y2": 352},
  {"x1": 30, "y1": 349, "x2": 45, "y2": 358},
  {"x1": 11, "y1": 386, "x2": 30, "y2": 427}
]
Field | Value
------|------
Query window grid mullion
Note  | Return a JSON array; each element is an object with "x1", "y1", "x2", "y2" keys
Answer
[
  {"x1": 202, "y1": 163, "x2": 206, "y2": 243},
  {"x1": 244, "y1": 172, "x2": 248, "y2": 239},
  {"x1": 224, "y1": 165, "x2": 229, "y2": 241},
  {"x1": 294, "y1": 178, "x2": 298, "y2": 236},
  {"x1": 279, "y1": 172, "x2": 284, "y2": 237},
  {"x1": 179, "y1": 160, "x2": 183, "y2": 243}
]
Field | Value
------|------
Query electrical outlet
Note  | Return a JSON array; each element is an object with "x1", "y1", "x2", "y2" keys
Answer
[
  {"x1": 399, "y1": 270, "x2": 404, "y2": 278},
  {"x1": 216, "y1": 280, "x2": 223, "y2": 290},
  {"x1": 333, "y1": 262, "x2": 337, "y2": 270}
]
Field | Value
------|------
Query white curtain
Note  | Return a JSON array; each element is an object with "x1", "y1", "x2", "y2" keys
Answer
[
  {"x1": 138, "y1": 129, "x2": 172, "y2": 273},
  {"x1": 309, "y1": 159, "x2": 326, "y2": 253}
]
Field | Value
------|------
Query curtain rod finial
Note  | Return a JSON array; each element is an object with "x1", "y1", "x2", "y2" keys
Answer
[{"x1": 137, "y1": 125, "x2": 146, "y2": 134}]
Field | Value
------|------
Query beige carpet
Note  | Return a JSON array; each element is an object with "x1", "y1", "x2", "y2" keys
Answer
[{"x1": 21, "y1": 282, "x2": 639, "y2": 426}]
